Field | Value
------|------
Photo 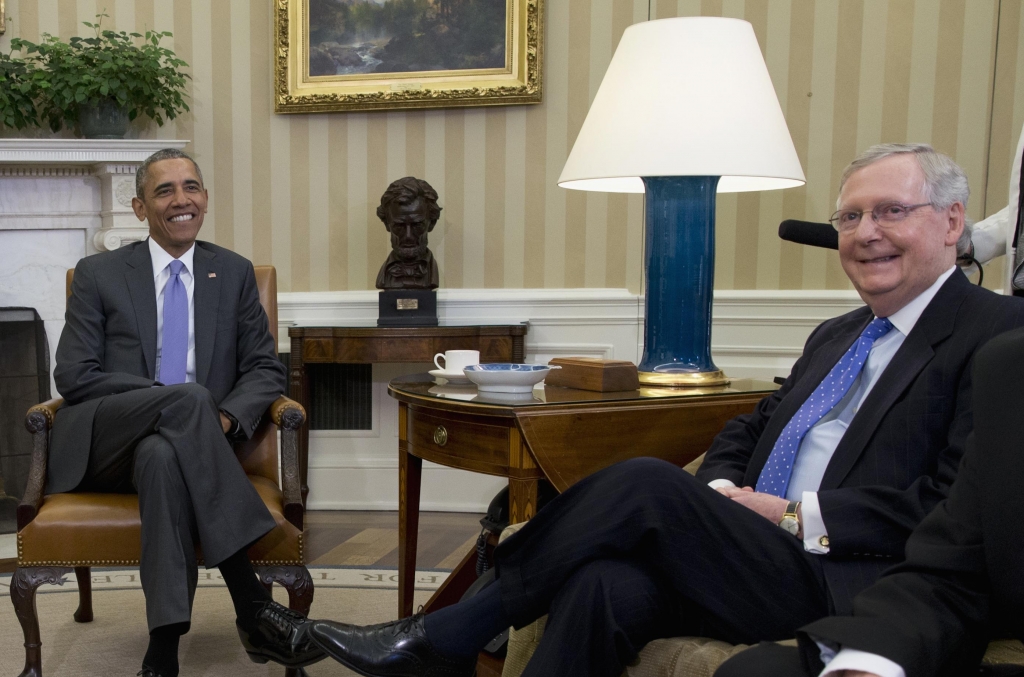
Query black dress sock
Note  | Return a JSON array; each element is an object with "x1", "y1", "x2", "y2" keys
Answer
[
  {"x1": 217, "y1": 547, "x2": 273, "y2": 632},
  {"x1": 142, "y1": 621, "x2": 188, "y2": 677},
  {"x1": 423, "y1": 578, "x2": 512, "y2": 658}
]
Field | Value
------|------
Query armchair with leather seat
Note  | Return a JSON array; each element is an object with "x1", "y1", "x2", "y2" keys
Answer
[{"x1": 11, "y1": 265, "x2": 311, "y2": 677}]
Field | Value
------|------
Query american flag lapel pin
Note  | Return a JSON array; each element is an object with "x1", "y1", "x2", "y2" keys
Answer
[{"x1": 208, "y1": 272, "x2": 217, "y2": 278}]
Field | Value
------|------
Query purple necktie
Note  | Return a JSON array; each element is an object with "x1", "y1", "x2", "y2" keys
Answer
[
  {"x1": 755, "y1": 317, "x2": 894, "y2": 498},
  {"x1": 159, "y1": 259, "x2": 188, "y2": 385}
]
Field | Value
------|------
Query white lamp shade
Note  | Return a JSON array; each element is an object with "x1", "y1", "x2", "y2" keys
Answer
[{"x1": 558, "y1": 17, "x2": 805, "y2": 194}]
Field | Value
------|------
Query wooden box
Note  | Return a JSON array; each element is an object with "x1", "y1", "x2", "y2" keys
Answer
[{"x1": 545, "y1": 357, "x2": 640, "y2": 392}]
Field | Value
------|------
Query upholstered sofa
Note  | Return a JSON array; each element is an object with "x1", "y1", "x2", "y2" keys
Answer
[{"x1": 499, "y1": 455, "x2": 1024, "y2": 677}]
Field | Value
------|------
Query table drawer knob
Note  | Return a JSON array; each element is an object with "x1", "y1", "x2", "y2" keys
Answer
[{"x1": 433, "y1": 426, "x2": 449, "y2": 446}]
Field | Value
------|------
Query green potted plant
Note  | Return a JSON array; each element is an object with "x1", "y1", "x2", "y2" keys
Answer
[
  {"x1": 11, "y1": 17, "x2": 190, "y2": 138},
  {"x1": 0, "y1": 52, "x2": 41, "y2": 130}
]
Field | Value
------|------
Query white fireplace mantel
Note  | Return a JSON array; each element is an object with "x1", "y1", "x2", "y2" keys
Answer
[
  {"x1": 0, "y1": 138, "x2": 189, "y2": 166},
  {"x1": 0, "y1": 138, "x2": 189, "y2": 252},
  {"x1": 0, "y1": 138, "x2": 190, "y2": 395}
]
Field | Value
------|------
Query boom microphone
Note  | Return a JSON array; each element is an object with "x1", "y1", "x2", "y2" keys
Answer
[{"x1": 778, "y1": 220, "x2": 839, "y2": 250}]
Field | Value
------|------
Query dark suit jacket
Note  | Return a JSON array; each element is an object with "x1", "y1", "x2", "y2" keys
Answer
[
  {"x1": 696, "y1": 271, "x2": 1024, "y2": 615},
  {"x1": 795, "y1": 326, "x2": 1024, "y2": 677},
  {"x1": 49, "y1": 239, "x2": 287, "y2": 494}
]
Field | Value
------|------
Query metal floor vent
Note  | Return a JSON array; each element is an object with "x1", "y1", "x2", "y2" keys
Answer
[
  {"x1": 277, "y1": 355, "x2": 373, "y2": 430},
  {"x1": 306, "y1": 363, "x2": 373, "y2": 430}
]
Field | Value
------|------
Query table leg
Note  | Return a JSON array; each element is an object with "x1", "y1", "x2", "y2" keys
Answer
[
  {"x1": 398, "y1": 403, "x2": 423, "y2": 618},
  {"x1": 508, "y1": 426, "x2": 540, "y2": 524},
  {"x1": 289, "y1": 336, "x2": 310, "y2": 506},
  {"x1": 421, "y1": 547, "x2": 480, "y2": 613},
  {"x1": 508, "y1": 478, "x2": 539, "y2": 524}
]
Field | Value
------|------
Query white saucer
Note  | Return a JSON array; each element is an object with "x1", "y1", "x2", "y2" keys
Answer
[
  {"x1": 428, "y1": 385, "x2": 477, "y2": 401},
  {"x1": 476, "y1": 383, "x2": 537, "y2": 393},
  {"x1": 429, "y1": 369, "x2": 472, "y2": 385}
]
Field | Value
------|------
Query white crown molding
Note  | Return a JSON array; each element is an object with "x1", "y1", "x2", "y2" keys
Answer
[
  {"x1": 709, "y1": 289, "x2": 864, "y2": 315},
  {"x1": 528, "y1": 342, "x2": 615, "y2": 359},
  {"x1": 281, "y1": 287, "x2": 865, "y2": 511},
  {"x1": 0, "y1": 138, "x2": 190, "y2": 164},
  {"x1": 0, "y1": 140, "x2": 191, "y2": 254},
  {"x1": 279, "y1": 288, "x2": 643, "y2": 335},
  {"x1": 278, "y1": 288, "x2": 863, "y2": 339},
  {"x1": 95, "y1": 228, "x2": 150, "y2": 251},
  {"x1": 712, "y1": 289, "x2": 863, "y2": 302},
  {"x1": 0, "y1": 166, "x2": 94, "y2": 177},
  {"x1": 280, "y1": 288, "x2": 860, "y2": 312},
  {"x1": 712, "y1": 345, "x2": 806, "y2": 358}
]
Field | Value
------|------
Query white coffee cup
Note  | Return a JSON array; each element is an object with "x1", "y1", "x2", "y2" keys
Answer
[{"x1": 434, "y1": 350, "x2": 480, "y2": 374}]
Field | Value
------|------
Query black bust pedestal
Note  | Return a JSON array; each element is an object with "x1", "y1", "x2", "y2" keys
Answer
[{"x1": 377, "y1": 289, "x2": 439, "y2": 327}]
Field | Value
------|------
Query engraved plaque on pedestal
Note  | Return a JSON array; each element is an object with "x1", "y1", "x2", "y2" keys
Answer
[{"x1": 377, "y1": 289, "x2": 438, "y2": 327}]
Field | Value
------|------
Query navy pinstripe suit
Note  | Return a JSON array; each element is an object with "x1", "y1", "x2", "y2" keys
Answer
[
  {"x1": 716, "y1": 327, "x2": 1024, "y2": 677},
  {"x1": 492, "y1": 271, "x2": 1024, "y2": 677}
]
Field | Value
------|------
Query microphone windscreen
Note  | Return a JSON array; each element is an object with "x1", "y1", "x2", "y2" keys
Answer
[{"x1": 778, "y1": 220, "x2": 839, "y2": 250}]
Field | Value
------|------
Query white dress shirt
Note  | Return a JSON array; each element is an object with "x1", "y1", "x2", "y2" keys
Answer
[
  {"x1": 150, "y1": 237, "x2": 196, "y2": 384},
  {"x1": 817, "y1": 645, "x2": 904, "y2": 677},
  {"x1": 970, "y1": 121, "x2": 1023, "y2": 292},
  {"x1": 707, "y1": 265, "x2": 956, "y2": 561},
  {"x1": 814, "y1": 272, "x2": 958, "y2": 677}
]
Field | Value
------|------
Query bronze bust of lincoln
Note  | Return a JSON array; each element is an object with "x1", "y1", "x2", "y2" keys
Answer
[{"x1": 375, "y1": 177, "x2": 442, "y2": 291}]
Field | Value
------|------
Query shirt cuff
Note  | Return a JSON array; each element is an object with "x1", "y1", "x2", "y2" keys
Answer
[
  {"x1": 801, "y1": 491, "x2": 830, "y2": 554},
  {"x1": 707, "y1": 479, "x2": 737, "y2": 490},
  {"x1": 820, "y1": 648, "x2": 906, "y2": 677}
]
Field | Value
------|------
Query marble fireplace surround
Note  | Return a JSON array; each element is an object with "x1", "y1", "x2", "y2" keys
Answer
[{"x1": 0, "y1": 139, "x2": 189, "y2": 396}]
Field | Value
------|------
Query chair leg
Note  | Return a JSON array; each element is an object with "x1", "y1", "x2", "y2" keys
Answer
[
  {"x1": 255, "y1": 565, "x2": 315, "y2": 616},
  {"x1": 73, "y1": 567, "x2": 93, "y2": 622},
  {"x1": 10, "y1": 566, "x2": 73, "y2": 677},
  {"x1": 255, "y1": 565, "x2": 315, "y2": 677}
]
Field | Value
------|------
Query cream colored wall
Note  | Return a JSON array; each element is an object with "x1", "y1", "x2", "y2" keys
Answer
[{"x1": 2, "y1": 0, "x2": 1021, "y2": 293}]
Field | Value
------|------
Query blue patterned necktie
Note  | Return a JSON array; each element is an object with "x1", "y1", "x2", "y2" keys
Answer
[
  {"x1": 755, "y1": 317, "x2": 894, "y2": 498},
  {"x1": 159, "y1": 259, "x2": 188, "y2": 385}
]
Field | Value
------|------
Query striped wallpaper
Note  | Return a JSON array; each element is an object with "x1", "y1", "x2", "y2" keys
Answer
[{"x1": 1, "y1": 0, "x2": 1021, "y2": 293}]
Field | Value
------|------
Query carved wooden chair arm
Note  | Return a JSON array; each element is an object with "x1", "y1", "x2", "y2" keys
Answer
[
  {"x1": 20, "y1": 398, "x2": 64, "y2": 530},
  {"x1": 270, "y1": 395, "x2": 306, "y2": 530},
  {"x1": 26, "y1": 398, "x2": 62, "y2": 430},
  {"x1": 270, "y1": 395, "x2": 306, "y2": 429}
]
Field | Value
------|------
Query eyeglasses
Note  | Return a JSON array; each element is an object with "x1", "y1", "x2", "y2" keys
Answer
[{"x1": 828, "y1": 201, "x2": 934, "y2": 233}]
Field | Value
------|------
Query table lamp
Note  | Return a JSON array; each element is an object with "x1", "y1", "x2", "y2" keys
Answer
[{"x1": 558, "y1": 17, "x2": 805, "y2": 386}]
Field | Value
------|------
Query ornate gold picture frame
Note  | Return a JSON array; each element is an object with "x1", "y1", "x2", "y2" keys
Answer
[{"x1": 275, "y1": 0, "x2": 543, "y2": 114}]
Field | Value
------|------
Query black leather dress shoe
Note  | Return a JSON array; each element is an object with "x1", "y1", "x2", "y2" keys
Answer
[
  {"x1": 308, "y1": 614, "x2": 476, "y2": 677},
  {"x1": 137, "y1": 669, "x2": 162, "y2": 677},
  {"x1": 236, "y1": 600, "x2": 326, "y2": 668}
]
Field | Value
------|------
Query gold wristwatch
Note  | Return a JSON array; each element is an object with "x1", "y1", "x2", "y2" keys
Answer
[{"x1": 778, "y1": 501, "x2": 801, "y2": 537}]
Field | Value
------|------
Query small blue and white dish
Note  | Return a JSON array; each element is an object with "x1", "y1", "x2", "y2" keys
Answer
[{"x1": 463, "y1": 363, "x2": 559, "y2": 393}]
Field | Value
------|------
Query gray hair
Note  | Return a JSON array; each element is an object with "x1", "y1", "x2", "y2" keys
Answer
[
  {"x1": 136, "y1": 148, "x2": 204, "y2": 199},
  {"x1": 838, "y1": 143, "x2": 973, "y2": 256}
]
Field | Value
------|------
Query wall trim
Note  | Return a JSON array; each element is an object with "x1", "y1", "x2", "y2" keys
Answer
[
  {"x1": 0, "y1": 138, "x2": 189, "y2": 164},
  {"x1": 278, "y1": 287, "x2": 864, "y2": 349},
  {"x1": 286, "y1": 287, "x2": 865, "y2": 512}
]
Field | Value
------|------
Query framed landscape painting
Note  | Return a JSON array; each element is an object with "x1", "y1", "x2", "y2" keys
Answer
[{"x1": 275, "y1": 0, "x2": 543, "y2": 113}]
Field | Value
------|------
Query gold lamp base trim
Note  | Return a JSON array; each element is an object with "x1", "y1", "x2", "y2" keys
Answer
[{"x1": 638, "y1": 370, "x2": 730, "y2": 387}]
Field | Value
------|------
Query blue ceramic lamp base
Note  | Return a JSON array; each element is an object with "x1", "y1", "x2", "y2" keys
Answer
[{"x1": 638, "y1": 176, "x2": 729, "y2": 387}]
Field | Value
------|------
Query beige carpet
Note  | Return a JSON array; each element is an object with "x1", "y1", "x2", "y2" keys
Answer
[{"x1": 0, "y1": 568, "x2": 445, "y2": 676}]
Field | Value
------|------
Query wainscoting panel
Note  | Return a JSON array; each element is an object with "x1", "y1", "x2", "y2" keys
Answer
[{"x1": 282, "y1": 288, "x2": 863, "y2": 511}]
